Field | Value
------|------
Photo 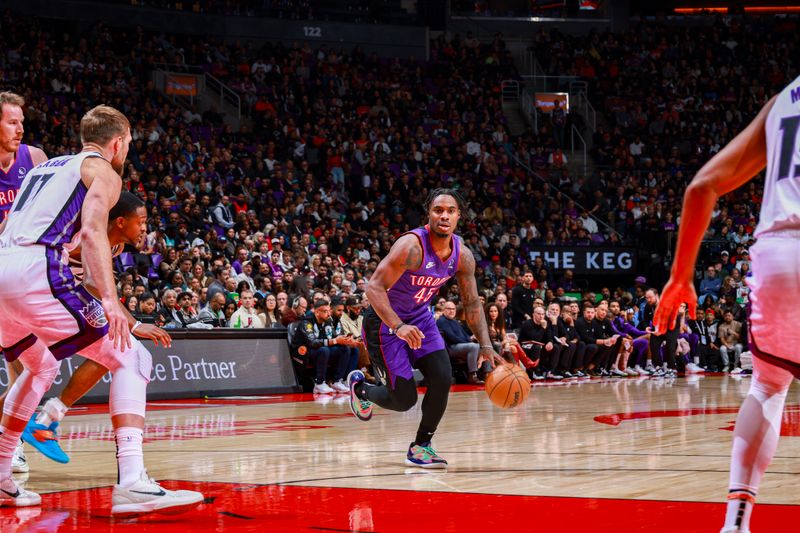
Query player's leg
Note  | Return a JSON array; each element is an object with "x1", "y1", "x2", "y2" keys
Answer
[
  {"x1": 403, "y1": 349, "x2": 451, "y2": 468},
  {"x1": 721, "y1": 354, "x2": 794, "y2": 533},
  {"x1": 0, "y1": 339, "x2": 60, "y2": 507},
  {"x1": 79, "y1": 336, "x2": 203, "y2": 516},
  {"x1": 348, "y1": 308, "x2": 419, "y2": 421},
  {"x1": 24, "y1": 359, "x2": 108, "y2": 464},
  {"x1": 0, "y1": 359, "x2": 29, "y2": 473}
]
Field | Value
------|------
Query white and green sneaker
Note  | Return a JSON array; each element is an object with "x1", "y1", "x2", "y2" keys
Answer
[
  {"x1": 347, "y1": 370, "x2": 373, "y2": 421},
  {"x1": 405, "y1": 442, "x2": 448, "y2": 469}
]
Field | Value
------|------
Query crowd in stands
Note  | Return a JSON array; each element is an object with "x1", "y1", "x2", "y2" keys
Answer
[
  {"x1": 1, "y1": 10, "x2": 776, "y2": 387},
  {"x1": 531, "y1": 16, "x2": 797, "y2": 263}
]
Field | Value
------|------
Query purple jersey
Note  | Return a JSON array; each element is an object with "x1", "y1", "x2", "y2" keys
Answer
[
  {"x1": 388, "y1": 226, "x2": 462, "y2": 323},
  {"x1": 0, "y1": 144, "x2": 33, "y2": 218}
]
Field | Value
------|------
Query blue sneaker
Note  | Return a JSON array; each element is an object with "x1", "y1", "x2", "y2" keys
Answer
[
  {"x1": 22, "y1": 416, "x2": 69, "y2": 464},
  {"x1": 347, "y1": 370, "x2": 373, "y2": 421},
  {"x1": 405, "y1": 441, "x2": 448, "y2": 469}
]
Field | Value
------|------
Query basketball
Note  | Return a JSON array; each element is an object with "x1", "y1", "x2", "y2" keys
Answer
[{"x1": 485, "y1": 364, "x2": 531, "y2": 409}]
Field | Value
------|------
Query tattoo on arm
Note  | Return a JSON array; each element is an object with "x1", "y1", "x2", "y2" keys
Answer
[{"x1": 404, "y1": 243, "x2": 421, "y2": 270}]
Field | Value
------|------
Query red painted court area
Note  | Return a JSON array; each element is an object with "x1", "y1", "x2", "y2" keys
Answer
[{"x1": 0, "y1": 481, "x2": 795, "y2": 532}]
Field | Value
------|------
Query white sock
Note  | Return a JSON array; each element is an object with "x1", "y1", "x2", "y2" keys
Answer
[
  {"x1": 36, "y1": 397, "x2": 69, "y2": 427},
  {"x1": 115, "y1": 427, "x2": 144, "y2": 487},
  {"x1": 693, "y1": 356, "x2": 700, "y2": 365},
  {"x1": 724, "y1": 493, "x2": 754, "y2": 532},
  {"x1": 0, "y1": 427, "x2": 22, "y2": 479}
]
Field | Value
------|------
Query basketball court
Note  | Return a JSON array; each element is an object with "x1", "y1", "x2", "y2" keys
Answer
[{"x1": 2, "y1": 375, "x2": 799, "y2": 532}]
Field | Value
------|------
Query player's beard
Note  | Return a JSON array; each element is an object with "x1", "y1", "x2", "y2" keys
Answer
[{"x1": 0, "y1": 137, "x2": 21, "y2": 155}]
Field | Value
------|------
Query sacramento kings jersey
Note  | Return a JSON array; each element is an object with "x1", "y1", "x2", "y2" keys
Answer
[
  {"x1": 756, "y1": 75, "x2": 800, "y2": 238},
  {"x1": 388, "y1": 226, "x2": 462, "y2": 322},
  {"x1": 0, "y1": 151, "x2": 103, "y2": 252},
  {"x1": 0, "y1": 143, "x2": 33, "y2": 218}
]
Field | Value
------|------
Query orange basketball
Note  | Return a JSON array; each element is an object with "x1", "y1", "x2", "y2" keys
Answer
[{"x1": 485, "y1": 364, "x2": 531, "y2": 409}]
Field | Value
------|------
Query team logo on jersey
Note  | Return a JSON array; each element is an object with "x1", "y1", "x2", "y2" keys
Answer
[
  {"x1": 447, "y1": 261, "x2": 454, "y2": 270},
  {"x1": 425, "y1": 261, "x2": 435, "y2": 269},
  {"x1": 80, "y1": 300, "x2": 108, "y2": 329},
  {"x1": 17, "y1": 167, "x2": 26, "y2": 178}
]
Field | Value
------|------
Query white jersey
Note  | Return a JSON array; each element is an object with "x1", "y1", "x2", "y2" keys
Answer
[
  {"x1": 756, "y1": 75, "x2": 800, "y2": 238},
  {"x1": 0, "y1": 151, "x2": 103, "y2": 252}
]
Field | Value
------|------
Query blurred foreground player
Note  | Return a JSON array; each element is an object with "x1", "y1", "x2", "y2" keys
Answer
[
  {"x1": 0, "y1": 105, "x2": 202, "y2": 515},
  {"x1": 655, "y1": 80, "x2": 800, "y2": 533},
  {"x1": 348, "y1": 189, "x2": 504, "y2": 468}
]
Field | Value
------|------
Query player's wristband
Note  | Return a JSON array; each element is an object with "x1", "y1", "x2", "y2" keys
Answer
[
  {"x1": 389, "y1": 322, "x2": 406, "y2": 335},
  {"x1": 131, "y1": 321, "x2": 143, "y2": 334},
  {"x1": 480, "y1": 345, "x2": 493, "y2": 350}
]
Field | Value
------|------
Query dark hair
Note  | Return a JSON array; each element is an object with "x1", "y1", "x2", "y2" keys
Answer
[
  {"x1": 109, "y1": 191, "x2": 145, "y2": 220},
  {"x1": 139, "y1": 292, "x2": 156, "y2": 303},
  {"x1": 424, "y1": 188, "x2": 467, "y2": 215}
]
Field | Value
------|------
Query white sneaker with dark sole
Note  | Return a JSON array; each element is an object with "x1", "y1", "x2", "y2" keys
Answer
[
  {"x1": 112, "y1": 470, "x2": 203, "y2": 517},
  {"x1": 12, "y1": 441, "x2": 28, "y2": 474},
  {"x1": 0, "y1": 476, "x2": 40, "y2": 507}
]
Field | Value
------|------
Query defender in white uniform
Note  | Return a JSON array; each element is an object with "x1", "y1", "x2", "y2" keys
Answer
[
  {"x1": 0, "y1": 105, "x2": 203, "y2": 516},
  {"x1": 656, "y1": 78, "x2": 800, "y2": 533}
]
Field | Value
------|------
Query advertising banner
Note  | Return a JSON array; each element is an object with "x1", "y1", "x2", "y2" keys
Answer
[
  {"x1": 0, "y1": 331, "x2": 299, "y2": 402},
  {"x1": 529, "y1": 246, "x2": 637, "y2": 274}
]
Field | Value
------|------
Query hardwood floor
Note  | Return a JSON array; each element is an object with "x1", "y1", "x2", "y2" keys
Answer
[{"x1": 3, "y1": 374, "x2": 799, "y2": 531}]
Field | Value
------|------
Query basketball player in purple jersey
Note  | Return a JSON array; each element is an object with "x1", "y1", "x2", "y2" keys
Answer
[
  {"x1": 0, "y1": 92, "x2": 47, "y2": 471},
  {"x1": 347, "y1": 189, "x2": 504, "y2": 468}
]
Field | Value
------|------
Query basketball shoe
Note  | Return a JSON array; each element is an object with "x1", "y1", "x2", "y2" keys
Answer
[
  {"x1": 11, "y1": 441, "x2": 28, "y2": 473},
  {"x1": 347, "y1": 370, "x2": 373, "y2": 421},
  {"x1": 22, "y1": 416, "x2": 69, "y2": 464},
  {"x1": 0, "y1": 476, "x2": 40, "y2": 507},
  {"x1": 405, "y1": 442, "x2": 448, "y2": 469},
  {"x1": 112, "y1": 469, "x2": 203, "y2": 517}
]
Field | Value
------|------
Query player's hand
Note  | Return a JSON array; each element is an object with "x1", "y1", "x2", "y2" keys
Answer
[
  {"x1": 133, "y1": 323, "x2": 172, "y2": 348},
  {"x1": 396, "y1": 324, "x2": 425, "y2": 350},
  {"x1": 654, "y1": 278, "x2": 697, "y2": 335},
  {"x1": 103, "y1": 298, "x2": 131, "y2": 351},
  {"x1": 545, "y1": 342, "x2": 553, "y2": 351},
  {"x1": 478, "y1": 346, "x2": 505, "y2": 370}
]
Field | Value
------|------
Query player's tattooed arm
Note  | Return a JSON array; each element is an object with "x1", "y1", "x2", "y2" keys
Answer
[
  {"x1": 456, "y1": 246, "x2": 503, "y2": 367},
  {"x1": 366, "y1": 234, "x2": 422, "y2": 330}
]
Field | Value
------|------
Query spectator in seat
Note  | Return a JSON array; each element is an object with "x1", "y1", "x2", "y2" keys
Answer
[
  {"x1": 167, "y1": 291, "x2": 200, "y2": 328},
  {"x1": 559, "y1": 304, "x2": 587, "y2": 377},
  {"x1": 339, "y1": 294, "x2": 371, "y2": 379},
  {"x1": 290, "y1": 299, "x2": 355, "y2": 394},
  {"x1": 519, "y1": 305, "x2": 562, "y2": 380},
  {"x1": 494, "y1": 292, "x2": 513, "y2": 330},
  {"x1": 198, "y1": 292, "x2": 227, "y2": 327},
  {"x1": 210, "y1": 195, "x2": 235, "y2": 230},
  {"x1": 698, "y1": 266, "x2": 722, "y2": 305},
  {"x1": 436, "y1": 300, "x2": 482, "y2": 384},
  {"x1": 329, "y1": 296, "x2": 359, "y2": 380},
  {"x1": 230, "y1": 289, "x2": 265, "y2": 328},
  {"x1": 510, "y1": 271, "x2": 536, "y2": 328},
  {"x1": 134, "y1": 292, "x2": 164, "y2": 326},
  {"x1": 717, "y1": 310, "x2": 743, "y2": 372},
  {"x1": 546, "y1": 301, "x2": 575, "y2": 378},
  {"x1": 485, "y1": 302, "x2": 506, "y2": 353},
  {"x1": 575, "y1": 302, "x2": 601, "y2": 376},
  {"x1": 259, "y1": 293, "x2": 283, "y2": 328},
  {"x1": 594, "y1": 300, "x2": 623, "y2": 376},
  {"x1": 281, "y1": 296, "x2": 308, "y2": 326}
]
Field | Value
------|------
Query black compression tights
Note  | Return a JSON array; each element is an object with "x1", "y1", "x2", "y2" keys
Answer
[{"x1": 358, "y1": 350, "x2": 452, "y2": 445}]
